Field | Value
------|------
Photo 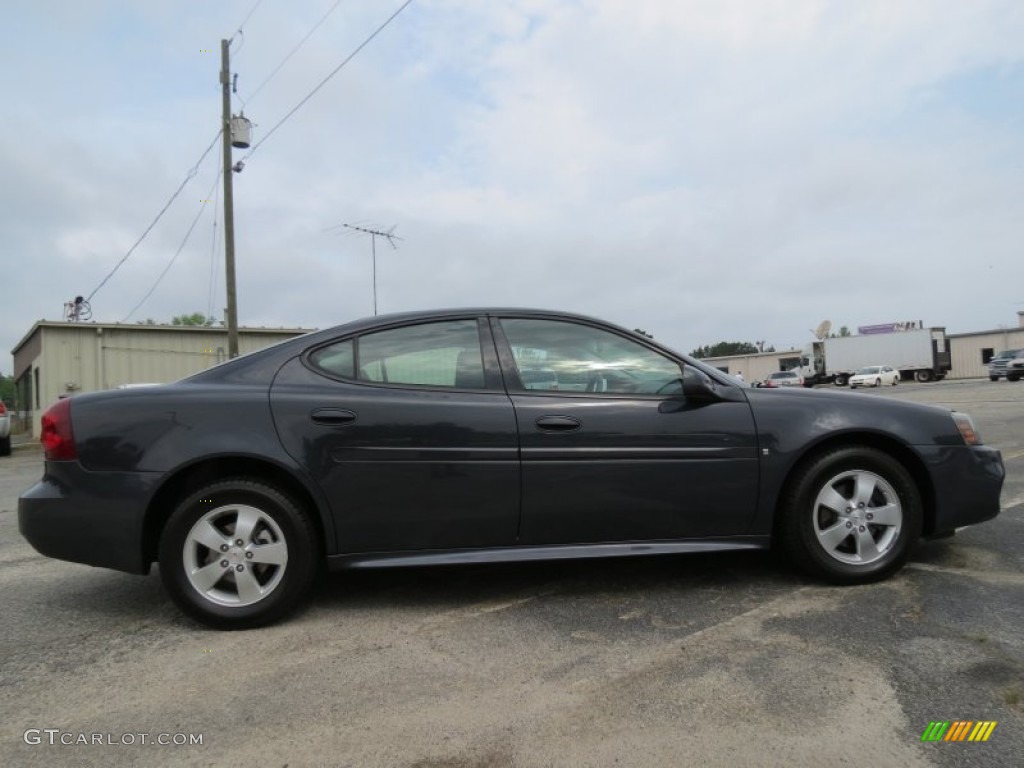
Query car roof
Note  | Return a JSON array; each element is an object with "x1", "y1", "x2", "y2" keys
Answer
[{"x1": 182, "y1": 308, "x2": 737, "y2": 387}]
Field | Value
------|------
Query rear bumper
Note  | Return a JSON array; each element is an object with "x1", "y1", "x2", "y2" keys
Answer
[
  {"x1": 18, "y1": 462, "x2": 161, "y2": 574},
  {"x1": 921, "y1": 444, "x2": 1004, "y2": 535}
]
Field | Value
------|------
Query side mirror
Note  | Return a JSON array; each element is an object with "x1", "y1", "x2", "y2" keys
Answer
[{"x1": 682, "y1": 368, "x2": 718, "y2": 401}]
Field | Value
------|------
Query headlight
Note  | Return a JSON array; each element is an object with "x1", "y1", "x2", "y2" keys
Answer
[{"x1": 951, "y1": 412, "x2": 982, "y2": 446}]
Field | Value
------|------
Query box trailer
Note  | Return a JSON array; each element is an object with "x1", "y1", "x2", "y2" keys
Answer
[{"x1": 796, "y1": 327, "x2": 951, "y2": 386}]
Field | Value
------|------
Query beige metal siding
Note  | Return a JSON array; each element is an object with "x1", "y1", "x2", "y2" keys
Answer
[
  {"x1": 948, "y1": 330, "x2": 1024, "y2": 379},
  {"x1": 15, "y1": 322, "x2": 311, "y2": 435},
  {"x1": 697, "y1": 350, "x2": 805, "y2": 384}
]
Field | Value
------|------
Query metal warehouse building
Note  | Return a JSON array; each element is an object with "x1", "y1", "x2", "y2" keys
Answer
[{"x1": 11, "y1": 321, "x2": 311, "y2": 435}]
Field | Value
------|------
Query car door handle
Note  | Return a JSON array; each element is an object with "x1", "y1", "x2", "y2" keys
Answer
[
  {"x1": 535, "y1": 415, "x2": 581, "y2": 432},
  {"x1": 310, "y1": 408, "x2": 357, "y2": 426}
]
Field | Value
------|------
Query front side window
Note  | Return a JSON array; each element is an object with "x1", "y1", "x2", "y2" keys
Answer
[{"x1": 500, "y1": 318, "x2": 682, "y2": 395}]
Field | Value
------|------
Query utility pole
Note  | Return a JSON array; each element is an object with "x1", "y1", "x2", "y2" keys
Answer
[
  {"x1": 343, "y1": 224, "x2": 401, "y2": 315},
  {"x1": 220, "y1": 38, "x2": 239, "y2": 358}
]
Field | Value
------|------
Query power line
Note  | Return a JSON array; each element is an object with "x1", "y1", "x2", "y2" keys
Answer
[
  {"x1": 241, "y1": 0, "x2": 346, "y2": 107},
  {"x1": 230, "y1": 0, "x2": 266, "y2": 44},
  {"x1": 87, "y1": 130, "x2": 222, "y2": 303},
  {"x1": 122, "y1": 170, "x2": 223, "y2": 322},
  {"x1": 243, "y1": 0, "x2": 414, "y2": 162}
]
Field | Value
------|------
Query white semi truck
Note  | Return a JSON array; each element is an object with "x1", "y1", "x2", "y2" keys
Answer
[{"x1": 794, "y1": 325, "x2": 951, "y2": 387}]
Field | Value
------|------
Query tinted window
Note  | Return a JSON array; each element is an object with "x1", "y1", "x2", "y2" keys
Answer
[
  {"x1": 500, "y1": 318, "x2": 682, "y2": 395},
  {"x1": 310, "y1": 339, "x2": 355, "y2": 378},
  {"x1": 358, "y1": 320, "x2": 485, "y2": 388}
]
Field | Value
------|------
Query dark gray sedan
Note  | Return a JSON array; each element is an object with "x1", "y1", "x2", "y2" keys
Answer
[{"x1": 19, "y1": 309, "x2": 1005, "y2": 629}]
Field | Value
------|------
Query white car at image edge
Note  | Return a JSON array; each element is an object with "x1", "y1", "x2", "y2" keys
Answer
[
  {"x1": 0, "y1": 400, "x2": 11, "y2": 457},
  {"x1": 849, "y1": 365, "x2": 900, "y2": 388}
]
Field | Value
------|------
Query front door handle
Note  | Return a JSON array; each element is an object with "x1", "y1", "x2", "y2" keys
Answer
[
  {"x1": 311, "y1": 408, "x2": 357, "y2": 426},
  {"x1": 535, "y1": 415, "x2": 581, "y2": 432}
]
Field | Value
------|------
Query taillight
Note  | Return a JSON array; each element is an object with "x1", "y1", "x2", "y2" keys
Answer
[
  {"x1": 40, "y1": 398, "x2": 78, "y2": 460},
  {"x1": 0, "y1": 401, "x2": 6, "y2": 414}
]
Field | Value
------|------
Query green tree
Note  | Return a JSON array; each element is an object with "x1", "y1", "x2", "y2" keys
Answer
[
  {"x1": 690, "y1": 341, "x2": 760, "y2": 358},
  {"x1": 171, "y1": 312, "x2": 215, "y2": 327}
]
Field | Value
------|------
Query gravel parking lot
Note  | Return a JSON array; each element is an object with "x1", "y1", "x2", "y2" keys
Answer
[{"x1": 1, "y1": 379, "x2": 1022, "y2": 767}]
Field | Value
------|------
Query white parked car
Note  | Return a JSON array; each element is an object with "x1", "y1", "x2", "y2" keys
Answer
[
  {"x1": 755, "y1": 371, "x2": 805, "y2": 388},
  {"x1": 0, "y1": 400, "x2": 11, "y2": 456},
  {"x1": 849, "y1": 365, "x2": 900, "y2": 388}
]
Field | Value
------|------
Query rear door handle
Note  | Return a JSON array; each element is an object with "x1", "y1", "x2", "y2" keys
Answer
[
  {"x1": 535, "y1": 415, "x2": 581, "y2": 432},
  {"x1": 311, "y1": 408, "x2": 357, "y2": 426}
]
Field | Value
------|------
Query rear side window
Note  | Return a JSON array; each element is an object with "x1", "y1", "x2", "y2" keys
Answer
[
  {"x1": 310, "y1": 340, "x2": 354, "y2": 378},
  {"x1": 310, "y1": 320, "x2": 486, "y2": 389}
]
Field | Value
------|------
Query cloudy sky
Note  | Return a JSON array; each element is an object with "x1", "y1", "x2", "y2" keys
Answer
[{"x1": 3, "y1": 0, "x2": 1023, "y2": 374}]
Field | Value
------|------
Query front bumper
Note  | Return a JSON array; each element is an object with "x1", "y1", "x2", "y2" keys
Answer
[
  {"x1": 19, "y1": 461, "x2": 162, "y2": 574},
  {"x1": 920, "y1": 444, "x2": 1004, "y2": 535}
]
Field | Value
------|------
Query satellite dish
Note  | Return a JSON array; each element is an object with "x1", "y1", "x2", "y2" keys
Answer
[{"x1": 814, "y1": 320, "x2": 832, "y2": 340}]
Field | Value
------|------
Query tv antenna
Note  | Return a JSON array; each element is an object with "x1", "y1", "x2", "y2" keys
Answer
[
  {"x1": 334, "y1": 223, "x2": 402, "y2": 316},
  {"x1": 64, "y1": 295, "x2": 92, "y2": 322}
]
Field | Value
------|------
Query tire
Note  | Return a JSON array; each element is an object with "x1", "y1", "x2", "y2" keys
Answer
[
  {"x1": 159, "y1": 478, "x2": 319, "y2": 629},
  {"x1": 874, "y1": 378, "x2": 881, "y2": 387},
  {"x1": 1008, "y1": 373, "x2": 1021, "y2": 383},
  {"x1": 914, "y1": 370, "x2": 933, "y2": 383},
  {"x1": 778, "y1": 446, "x2": 922, "y2": 584},
  {"x1": 0, "y1": 435, "x2": 10, "y2": 457},
  {"x1": 834, "y1": 375, "x2": 848, "y2": 387},
  {"x1": 989, "y1": 376, "x2": 999, "y2": 382},
  {"x1": 892, "y1": 377, "x2": 898, "y2": 386}
]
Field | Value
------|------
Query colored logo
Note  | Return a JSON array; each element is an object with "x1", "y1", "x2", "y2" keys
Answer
[{"x1": 921, "y1": 721, "x2": 996, "y2": 742}]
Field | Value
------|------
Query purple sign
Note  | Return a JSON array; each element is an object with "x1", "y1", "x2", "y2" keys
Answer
[{"x1": 858, "y1": 323, "x2": 897, "y2": 335}]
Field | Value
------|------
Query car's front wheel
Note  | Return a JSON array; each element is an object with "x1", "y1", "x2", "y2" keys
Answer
[
  {"x1": 159, "y1": 478, "x2": 319, "y2": 629},
  {"x1": 779, "y1": 446, "x2": 922, "y2": 584}
]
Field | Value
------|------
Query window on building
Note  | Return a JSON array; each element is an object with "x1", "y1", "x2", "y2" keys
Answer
[{"x1": 981, "y1": 348, "x2": 994, "y2": 364}]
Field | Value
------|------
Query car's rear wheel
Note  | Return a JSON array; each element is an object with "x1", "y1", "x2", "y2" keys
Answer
[
  {"x1": 779, "y1": 446, "x2": 922, "y2": 584},
  {"x1": 159, "y1": 478, "x2": 319, "y2": 629},
  {"x1": 1009, "y1": 373, "x2": 1021, "y2": 382}
]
